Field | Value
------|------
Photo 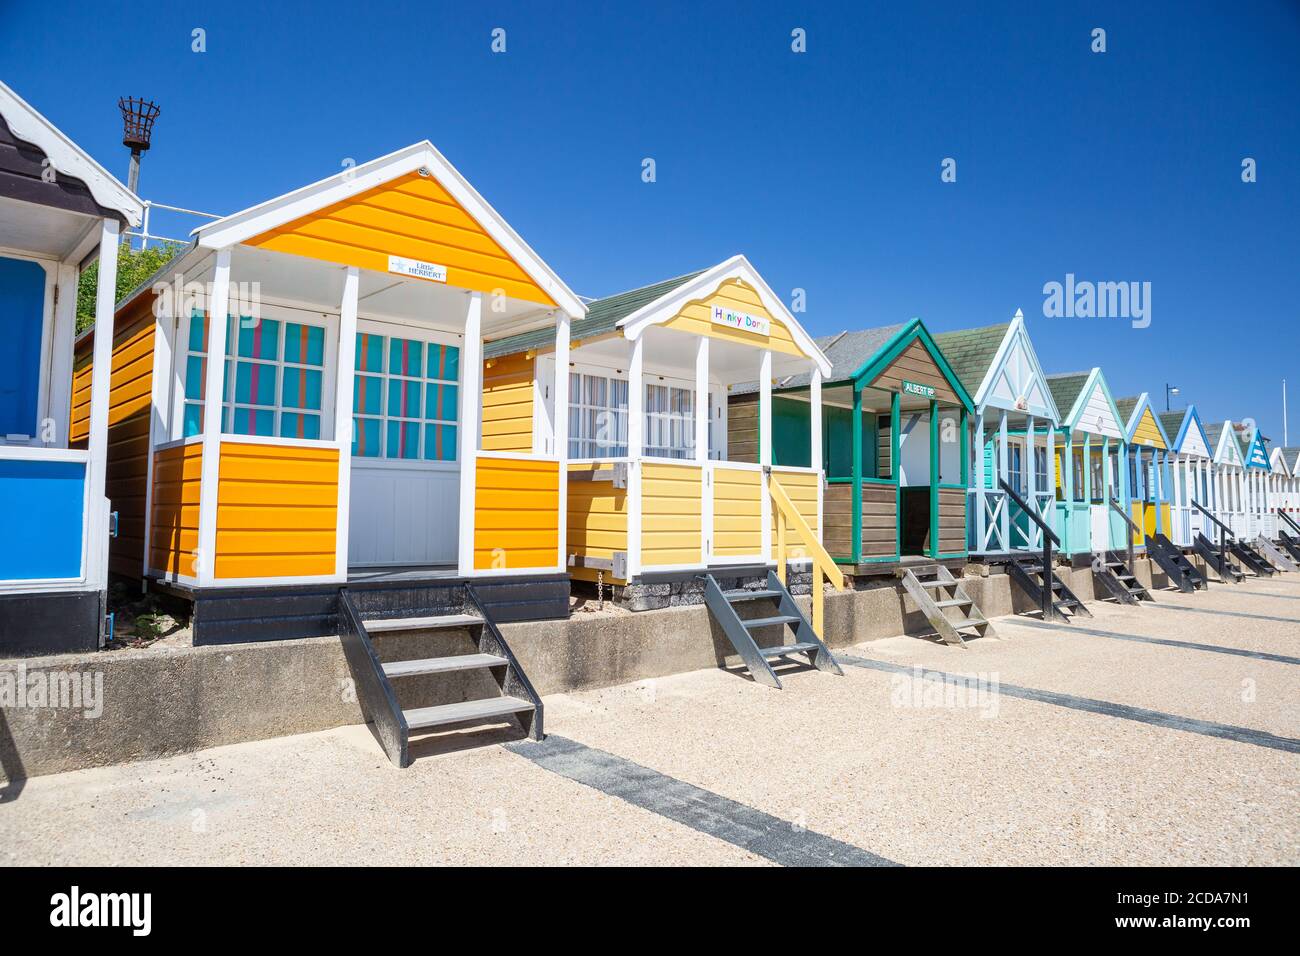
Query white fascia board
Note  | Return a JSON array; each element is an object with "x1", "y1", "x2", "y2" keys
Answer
[
  {"x1": 1214, "y1": 421, "x2": 1242, "y2": 465},
  {"x1": 616, "y1": 254, "x2": 833, "y2": 378},
  {"x1": 194, "y1": 141, "x2": 586, "y2": 320},
  {"x1": 1124, "y1": 392, "x2": 1170, "y2": 447},
  {"x1": 1268, "y1": 446, "x2": 1289, "y2": 475},
  {"x1": 0, "y1": 80, "x2": 144, "y2": 226},
  {"x1": 974, "y1": 313, "x2": 1062, "y2": 423},
  {"x1": 1064, "y1": 367, "x2": 1101, "y2": 429}
]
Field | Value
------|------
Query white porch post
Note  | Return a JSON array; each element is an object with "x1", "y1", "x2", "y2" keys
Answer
[
  {"x1": 333, "y1": 267, "x2": 359, "y2": 579},
  {"x1": 142, "y1": 272, "x2": 178, "y2": 579},
  {"x1": 86, "y1": 219, "x2": 121, "y2": 592},
  {"x1": 759, "y1": 349, "x2": 772, "y2": 562},
  {"x1": 626, "y1": 335, "x2": 644, "y2": 578},
  {"x1": 554, "y1": 312, "x2": 571, "y2": 571},
  {"x1": 48, "y1": 263, "x2": 79, "y2": 444},
  {"x1": 974, "y1": 410, "x2": 986, "y2": 551},
  {"x1": 196, "y1": 247, "x2": 231, "y2": 586},
  {"x1": 998, "y1": 409, "x2": 1010, "y2": 550},
  {"x1": 1045, "y1": 422, "x2": 1056, "y2": 535},
  {"x1": 456, "y1": 292, "x2": 483, "y2": 576},
  {"x1": 810, "y1": 366, "x2": 823, "y2": 546}
]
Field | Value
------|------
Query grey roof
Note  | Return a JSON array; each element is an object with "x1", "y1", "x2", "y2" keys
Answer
[
  {"x1": 1045, "y1": 372, "x2": 1090, "y2": 420},
  {"x1": 484, "y1": 269, "x2": 706, "y2": 359},
  {"x1": 733, "y1": 323, "x2": 904, "y2": 395},
  {"x1": 931, "y1": 323, "x2": 1010, "y2": 395},
  {"x1": 1280, "y1": 447, "x2": 1300, "y2": 472},
  {"x1": 1157, "y1": 410, "x2": 1186, "y2": 442},
  {"x1": 1114, "y1": 395, "x2": 1140, "y2": 426}
]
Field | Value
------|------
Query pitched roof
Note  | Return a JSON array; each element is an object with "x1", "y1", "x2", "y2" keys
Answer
[
  {"x1": 1046, "y1": 372, "x2": 1090, "y2": 419},
  {"x1": 1157, "y1": 410, "x2": 1185, "y2": 440},
  {"x1": 1280, "y1": 447, "x2": 1300, "y2": 472},
  {"x1": 484, "y1": 270, "x2": 705, "y2": 358},
  {"x1": 931, "y1": 323, "x2": 1010, "y2": 395},
  {"x1": 1115, "y1": 396, "x2": 1140, "y2": 425},
  {"x1": 733, "y1": 323, "x2": 905, "y2": 395}
]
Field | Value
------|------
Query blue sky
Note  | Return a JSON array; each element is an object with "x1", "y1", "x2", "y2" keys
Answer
[{"x1": 4, "y1": 1, "x2": 1297, "y2": 442}]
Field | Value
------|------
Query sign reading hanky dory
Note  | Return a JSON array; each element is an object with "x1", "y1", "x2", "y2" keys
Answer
[
  {"x1": 388, "y1": 255, "x2": 448, "y2": 283},
  {"x1": 711, "y1": 305, "x2": 771, "y2": 337}
]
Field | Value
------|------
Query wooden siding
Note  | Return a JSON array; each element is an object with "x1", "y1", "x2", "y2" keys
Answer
[
  {"x1": 482, "y1": 353, "x2": 534, "y2": 453},
  {"x1": 868, "y1": 339, "x2": 959, "y2": 406},
  {"x1": 641, "y1": 461, "x2": 703, "y2": 568},
  {"x1": 861, "y1": 482, "x2": 898, "y2": 559},
  {"x1": 474, "y1": 456, "x2": 560, "y2": 569},
  {"x1": 149, "y1": 442, "x2": 202, "y2": 576},
  {"x1": 661, "y1": 278, "x2": 807, "y2": 359},
  {"x1": 1132, "y1": 407, "x2": 1168, "y2": 450},
  {"x1": 823, "y1": 482, "x2": 854, "y2": 559},
  {"x1": 937, "y1": 487, "x2": 967, "y2": 555},
  {"x1": 566, "y1": 460, "x2": 628, "y2": 583},
  {"x1": 712, "y1": 464, "x2": 762, "y2": 558},
  {"x1": 214, "y1": 442, "x2": 339, "y2": 579},
  {"x1": 771, "y1": 469, "x2": 819, "y2": 538},
  {"x1": 877, "y1": 414, "x2": 892, "y2": 479},
  {"x1": 245, "y1": 170, "x2": 557, "y2": 307},
  {"x1": 70, "y1": 299, "x2": 158, "y2": 577},
  {"x1": 727, "y1": 393, "x2": 759, "y2": 463}
]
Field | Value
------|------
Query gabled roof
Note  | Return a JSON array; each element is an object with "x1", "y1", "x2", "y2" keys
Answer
[
  {"x1": 1048, "y1": 368, "x2": 1123, "y2": 437},
  {"x1": 486, "y1": 270, "x2": 703, "y2": 358},
  {"x1": 932, "y1": 311, "x2": 1060, "y2": 421},
  {"x1": 193, "y1": 140, "x2": 585, "y2": 318},
  {"x1": 1280, "y1": 446, "x2": 1300, "y2": 477},
  {"x1": 1116, "y1": 392, "x2": 1172, "y2": 448},
  {"x1": 1207, "y1": 421, "x2": 1244, "y2": 466},
  {"x1": 1159, "y1": 406, "x2": 1211, "y2": 457},
  {"x1": 1240, "y1": 422, "x2": 1271, "y2": 469},
  {"x1": 0, "y1": 79, "x2": 143, "y2": 226},
  {"x1": 932, "y1": 322, "x2": 1009, "y2": 395},
  {"x1": 731, "y1": 323, "x2": 903, "y2": 395},
  {"x1": 1046, "y1": 372, "x2": 1090, "y2": 422},
  {"x1": 1268, "y1": 445, "x2": 1291, "y2": 475}
]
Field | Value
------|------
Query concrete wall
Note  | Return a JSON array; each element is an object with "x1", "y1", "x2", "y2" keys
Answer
[{"x1": 2, "y1": 561, "x2": 1162, "y2": 782}]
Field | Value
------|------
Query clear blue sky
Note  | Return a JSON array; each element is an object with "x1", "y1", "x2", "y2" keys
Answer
[{"x1": 4, "y1": 1, "x2": 1297, "y2": 442}]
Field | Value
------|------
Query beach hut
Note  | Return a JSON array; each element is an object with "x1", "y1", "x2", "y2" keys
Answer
[
  {"x1": 1205, "y1": 421, "x2": 1248, "y2": 537},
  {"x1": 1115, "y1": 393, "x2": 1174, "y2": 548},
  {"x1": 1157, "y1": 405, "x2": 1213, "y2": 547},
  {"x1": 79, "y1": 141, "x2": 586, "y2": 645},
  {"x1": 933, "y1": 310, "x2": 1061, "y2": 560},
  {"x1": 1045, "y1": 369, "x2": 1127, "y2": 558},
  {"x1": 0, "y1": 81, "x2": 143, "y2": 654}
]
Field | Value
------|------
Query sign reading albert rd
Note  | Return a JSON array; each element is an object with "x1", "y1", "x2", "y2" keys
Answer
[{"x1": 902, "y1": 380, "x2": 936, "y2": 399}]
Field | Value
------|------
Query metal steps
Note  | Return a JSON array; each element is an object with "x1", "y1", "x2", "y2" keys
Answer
[
  {"x1": 1279, "y1": 529, "x2": 1300, "y2": 563},
  {"x1": 1145, "y1": 534, "x2": 1204, "y2": 592},
  {"x1": 701, "y1": 570, "x2": 842, "y2": 689},
  {"x1": 337, "y1": 588, "x2": 543, "y2": 767},
  {"x1": 899, "y1": 564, "x2": 998, "y2": 647},
  {"x1": 1252, "y1": 535, "x2": 1298, "y2": 572},
  {"x1": 1093, "y1": 551, "x2": 1154, "y2": 604},
  {"x1": 1194, "y1": 533, "x2": 1244, "y2": 583},
  {"x1": 1228, "y1": 539, "x2": 1274, "y2": 576},
  {"x1": 1006, "y1": 556, "x2": 1091, "y2": 622}
]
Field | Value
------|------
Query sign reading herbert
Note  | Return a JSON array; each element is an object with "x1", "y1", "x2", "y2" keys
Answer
[
  {"x1": 712, "y1": 305, "x2": 771, "y2": 337},
  {"x1": 388, "y1": 255, "x2": 448, "y2": 283},
  {"x1": 902, "y1": 380, "x2": 936, "y2": 399}
]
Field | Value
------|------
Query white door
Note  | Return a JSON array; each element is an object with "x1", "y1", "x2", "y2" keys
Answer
[
  {"x1": 347, "y1": 322, "x2": 462, "y2": 567},
  {"x1": 1089, "y1": 504, "x2": 1110, "y2": 553}
]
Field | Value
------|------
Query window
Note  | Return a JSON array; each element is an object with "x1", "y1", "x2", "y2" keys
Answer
[
  {"x1": 352, "y1": 332, "x2": 459, "y2": 461},
  {"x1": 1008, "y1": 443, "x2": 1024, "y2": 494},
  {"x1": 183, "y1": 312, "x2": 327, "y2": 439},
  {"x1": 645, "y1": 383, "x2": 694, "y2": 459},
  {"x1": 1071, "y1": 447, "x2": 1085, "y2": 502},
  {"x1": 1089, "y1": 448, "x2": 1104, "y2": 503},
  {"x1": 569, "y1": 372, "x2": 628, "y2": 458},
  {"x1": 1034, "y1": 446, "x2": 1048, "y2": 492}
]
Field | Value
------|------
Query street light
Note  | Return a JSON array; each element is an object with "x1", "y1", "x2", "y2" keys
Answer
[{"x1": 1165, "y1": 384, "x2": 1180, "y2": 411}]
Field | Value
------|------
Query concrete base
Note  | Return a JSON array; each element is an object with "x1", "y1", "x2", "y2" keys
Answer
[{"x1": 0, "y1": 561, "x2": 1147, "y2": 781}]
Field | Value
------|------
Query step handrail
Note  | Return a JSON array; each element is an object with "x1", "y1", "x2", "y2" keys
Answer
[
  {"x1": 999, "y1": 478, "x2": 1057, "y2": 620},
  {"x1": 770, "y1": 474, "x2": 845, "y2": 638},
  {"x1": 1279, "y1": 509, "x2": 1300, "y2": 536},
  {"x1": 1109, "y1": 496, "x2": 1141, "y2": 569},
  {"x1": 463, "y1": 583, "x2": 544, "y2": 737},
  {"x1": 1191, "y1": 500, "x2": 1234, "y2": 539},
  {"x1": 338, "y1": 589, "x2": 409, "y2": 767}
]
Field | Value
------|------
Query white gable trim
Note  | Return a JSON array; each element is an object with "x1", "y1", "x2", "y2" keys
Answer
[
  {"x1": 1122, "y1": 392, "x2": 1171, "y2": 448},
  {"x1": 1213, "y1": 421, "x2": 1243, "y2": 466},
  {"x1": 974, "y1": 310, "x2": 1061, "y2": 422},
  {"x1": 616, "y1": 255, "x2": 832, "y2": 377},
  {"x1": 0, "y1": 80, "x2": 143, "y2": 226},
  {"x1": 193, "y1": 140, "x2": 585, "y2": 319},
  {"x1": 1175, "y1": 409, "x2": 1211, "y2": 458},
  {"x1": 1269, "y1": 446, "x2": 1290, "y2": 475},
  {"x1": 1064, "y1": 368, "x2": 1122, "y2": 439}
]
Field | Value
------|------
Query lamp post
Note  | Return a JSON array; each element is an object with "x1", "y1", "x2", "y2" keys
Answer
[
  {"x1": 118, "y1": 96, "x2": 160, "y2": 195},
  {"x1": 1165, "y1": 383, "x2": 1180, "y2": 412}
]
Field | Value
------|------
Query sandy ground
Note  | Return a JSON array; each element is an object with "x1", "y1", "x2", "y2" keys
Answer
[{"x1": 2, "y1": 574, "x2": 1296, "y2": 866}]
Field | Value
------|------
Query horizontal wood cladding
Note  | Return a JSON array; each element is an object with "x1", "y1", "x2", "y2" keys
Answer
[
  {"x1": 861, "y1": 481, "x2": 898, "y2": 559},
  {"x1": 149, "y1": 443, "x2": 202, "y2": 577},
  {"x1": 877, "y1": 415, "x2": 892, "y2": 479},
  {"x1": 937, "y1": 487, "x2": 967, "y2": 555},
  {"x1": 0, "y1": 114, "x2": 122, "y2": 221},
  {"x1": 869, "y1": 339, "x2": 959, "y2": 406},
  {"x1": 641, "y1": 461, "x2": 703, "y2": 568},
  {"x1": 474, "y1": 456, "x2": 559, "y2": 569},
  {"x1": 712, "y1": 464, "x2": 762, "y2": 557},
  {"x1": 566, "y1": 459, "x2": 628, "y2": 582},
  {"x1": 823, "y1": 482, "x2": 854, "y2": 559},
  {"x1": 727, "y1": 393, "x2": 759, "y2": 463},
  {"x1": 771, "y1": 469, "x2": 819, "y2": 539},
  {"x1": 214, "y1": 442, "x2": 339, "y2": 579},
  {"x1": 245, "y1": 171, "x2": 557, "y2": 307},
  {"x1": 481, "y1": 352, "x2": 535, "y2": 453},
  {"x1": 661, "y1": 277, "x2": 806, "y2": 359}
]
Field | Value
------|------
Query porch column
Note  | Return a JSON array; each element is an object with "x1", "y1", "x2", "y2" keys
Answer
[
  {"x1": 810, "y1": 367, "x2": 823, "y2": 546},
  {"x1": 456, "y1": 291, "x2": 483, "y2": 576},
  {"x1": 998, "y1": 409, "x2": 1009, "y2": 550},
  {"x1": 142, "y1": 264, "x2": 176, "y2": 577},
  {"x1": 196, "y1": 247, "x2": 232, "y2": 586},
  {"x1": 48, "y1": 263, "x2": 79, "y2": 444},
  {"x1": 1026, "y1": 415, "x2": 1037, "y2": 543},
  {"x1": 1045, "y1": 423, "x2": 1056, "y2": 535},
  {"x1": 974, "y1": 409, "x2": 986, "y2": 552},
  {"x1": 851, "y1": 384, "x2": 863, "y2": 563},
  {"x1": 626, "y1": 335, "x2": 644, "y2": 578},
  {"x1": 1101, "y1": 436, "x2": 1110, "y2": 516},
  {"x1": 694, "y1": 336, "x2": 709, "y2": 563},
  {"x1": 554, "y1": 312, "x2": 571, "y2": 571},
  {"x1": 1154, "y1": 450, "x2": 1165, "y2": 535},
  {"x1": 87, "y1": 218, "x2": 122, "y2": 591},
  {"x1": 333, "y1": 267, "x2": 359, "y2": 579},
  {"x1": 759, "y1": 349, "x2": 773, "y2": 562}
]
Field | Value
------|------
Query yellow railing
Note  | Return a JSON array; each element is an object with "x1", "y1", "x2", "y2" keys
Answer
[{"x1": 770, "y1": 475, "x2": 845, "y2": 638}]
